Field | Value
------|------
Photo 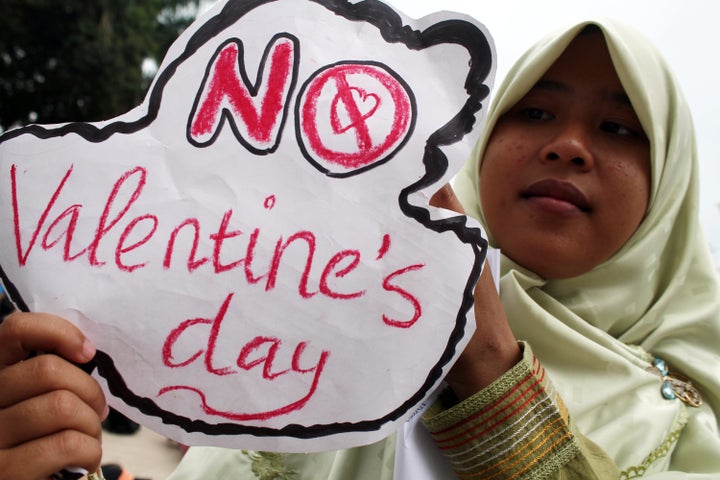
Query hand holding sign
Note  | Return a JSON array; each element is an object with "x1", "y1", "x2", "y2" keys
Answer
[{"x1": 0, "y1": 0, "x2": 493, "y2": 452}]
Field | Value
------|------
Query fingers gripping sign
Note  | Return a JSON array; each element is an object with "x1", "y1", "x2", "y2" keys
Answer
[
  {"x1": 0, "y1": 313, "x2": 106, "y2": 478},
  {"x1": 0, "y1": 0, "x2": 494, "y2": 452}
]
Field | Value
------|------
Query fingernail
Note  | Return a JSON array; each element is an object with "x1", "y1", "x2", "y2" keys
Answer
[
  {"x1": 81, "y1": 339, "x2": 97, "y2": 360},
  {"x1": 102, "y1": 402, "x2": 110, "y2": 420}
]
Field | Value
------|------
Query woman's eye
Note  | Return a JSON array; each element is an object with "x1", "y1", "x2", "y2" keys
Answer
[
  {"x1": 600, "y1": 121, "x2": 634, "y2": 136},
  {"x1": 523, "y1": 108, "x2": 552, "y2": 120}
]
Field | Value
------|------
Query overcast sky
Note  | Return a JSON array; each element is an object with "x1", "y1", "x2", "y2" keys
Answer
[{"x1": 199, "y1": 0, "x2": 720, "y2": 266}]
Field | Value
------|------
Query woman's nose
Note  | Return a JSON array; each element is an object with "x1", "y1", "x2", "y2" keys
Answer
[{"x1": 540, "y1": 123, "x2": 594, "y2": 170}]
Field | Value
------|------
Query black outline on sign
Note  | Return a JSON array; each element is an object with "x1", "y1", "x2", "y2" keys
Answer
[{"x1": 0, "y1": 0, "x2": 492, "y2": 440}]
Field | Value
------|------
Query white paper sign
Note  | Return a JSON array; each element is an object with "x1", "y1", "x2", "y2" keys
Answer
[{"x1": 0, "y1": 0, "x2": 494, "y2": 452}]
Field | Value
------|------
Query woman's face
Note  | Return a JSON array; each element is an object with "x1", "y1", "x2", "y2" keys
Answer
[{"x1": 480, "y1": 31, "x2": 651, "y2": 279}]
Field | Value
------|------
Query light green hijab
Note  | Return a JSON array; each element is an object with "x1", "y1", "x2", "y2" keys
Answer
[{"x1": 455, "y1": 18, "x2": 720, "y2": 476}]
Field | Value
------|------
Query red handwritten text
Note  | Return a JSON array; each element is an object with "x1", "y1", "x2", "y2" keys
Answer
[
  {"x1": 188, "y1": 34, "x2": 298, "y2": 153},
  {"x1": 160, "y1": 292, "x2": 330, "y2": 420},
  {"x1": 11, "y1": 164, "x2": 425, "y2": 326}
]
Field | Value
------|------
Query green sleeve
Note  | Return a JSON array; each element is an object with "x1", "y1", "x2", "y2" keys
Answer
[{"x1": 422, "y1": 342, "x2": 620, "y2": 479}]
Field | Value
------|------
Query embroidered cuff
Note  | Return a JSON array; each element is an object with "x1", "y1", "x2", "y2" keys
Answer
[{"x1": 422, "y1": 342, "x2": 580, "y2": 479}]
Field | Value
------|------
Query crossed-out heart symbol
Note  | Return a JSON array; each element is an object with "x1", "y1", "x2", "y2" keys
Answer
[{"x1": 330, "y1": 87, "x2": 380, "y2": 134}]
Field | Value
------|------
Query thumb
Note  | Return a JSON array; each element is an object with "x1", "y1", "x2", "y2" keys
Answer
[{"x1": 429, "y1": 183, "x2": 465, "y2": 214}]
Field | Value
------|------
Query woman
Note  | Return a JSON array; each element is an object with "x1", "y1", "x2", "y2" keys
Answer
[
  {"x1": 439, "y1": 18, "x2": 720, "y2": 477},
  {"x1": 1, "y1": 18, "x2": 718, "y2": 480}
]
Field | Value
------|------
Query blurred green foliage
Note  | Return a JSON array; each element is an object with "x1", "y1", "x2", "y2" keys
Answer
[{"x1": 0, "y1": 0, "x2": 200, "y2": 129}]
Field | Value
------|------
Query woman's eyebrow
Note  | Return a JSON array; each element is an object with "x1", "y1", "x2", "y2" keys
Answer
[
  {"x1": 532, "y1": 79, "x2": 569, "y2": 93},
  {"x1": 610, "y1": 91, "x2": 633, "y2": 107},
  {"x1": 532, "y1": 79, "x2": 632, "y2": 107}
]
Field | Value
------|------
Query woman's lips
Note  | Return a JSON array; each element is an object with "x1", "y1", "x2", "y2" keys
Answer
[{"x1": 521, "y1": 179, "x2": 590, "y2": 213}]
